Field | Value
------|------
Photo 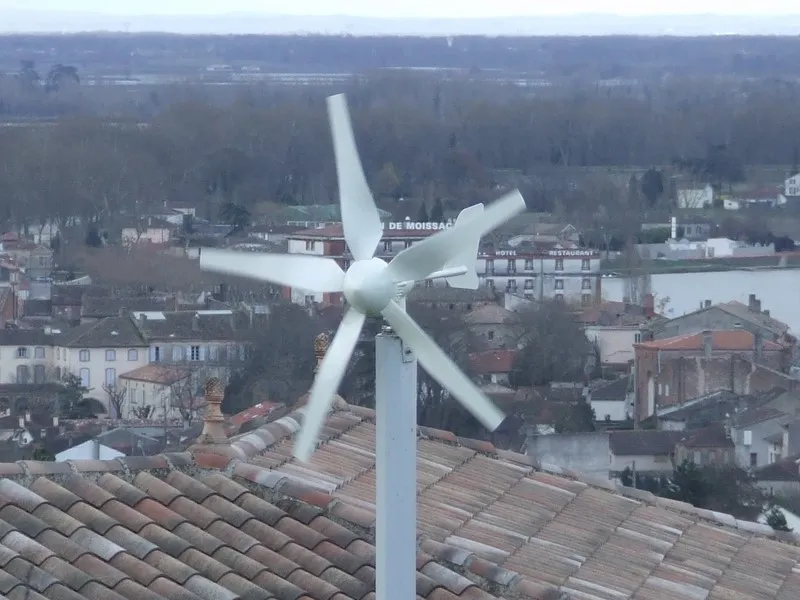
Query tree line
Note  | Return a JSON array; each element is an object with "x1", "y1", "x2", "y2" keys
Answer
[{"x1": 3, "y1": 74, "x2": 800, "y2": 242}]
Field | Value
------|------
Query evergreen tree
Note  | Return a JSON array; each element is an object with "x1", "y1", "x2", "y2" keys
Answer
[
  {"x1": 766, "y1": 506, "x2": 792, "y2": 532},
  {"x1": 416, "y1": 202, "x2": 429, "y2": 222},
  {"x1": 430, "y1": 198, "x2": 444, "y2": 222},
  {"x1": 666, "y1": 459, "x2": 708, "y2": 507}
]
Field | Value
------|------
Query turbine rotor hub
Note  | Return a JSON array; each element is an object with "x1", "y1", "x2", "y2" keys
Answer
[{"x1": 343, "y1": 257, "x2": 394, "y2": 317}]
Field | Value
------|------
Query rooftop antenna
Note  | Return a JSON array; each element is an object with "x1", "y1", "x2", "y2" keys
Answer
[{"x1": 199, "y1": 93, "x2": 525, "y2": 600}]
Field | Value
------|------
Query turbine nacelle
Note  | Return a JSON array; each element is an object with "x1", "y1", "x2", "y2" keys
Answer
[{"x1": 343, "y1": 258, "x2": 393, "y2": 317}]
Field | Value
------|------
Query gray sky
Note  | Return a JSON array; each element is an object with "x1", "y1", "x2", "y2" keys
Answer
[{"x1": 2, "y1": 0, "x2": 800, "y2": 17}]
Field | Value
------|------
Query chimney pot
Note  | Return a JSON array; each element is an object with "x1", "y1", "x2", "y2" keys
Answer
[{"x1": 200, "y1": 377, "x2": 227, "y2": 443}]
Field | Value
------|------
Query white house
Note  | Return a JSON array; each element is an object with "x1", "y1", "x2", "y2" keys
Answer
[
  {"x1": 55, "y1": 439, "x2": 124, "y2": 462},
  {"x1": 785, "y1": 173, "x2": 800, "y2": 197},
  {"x1": 53, "y1": 317, "x2": 149, "y2": 414},
  {"x1": 118, "y1": 364, "x2": 196, "y2": 421},
  {"x1": 677, "y1": 184, "x2": 713, "y2": 209},
  {"x1": 0, "y1": 329, "x2": 58, "y2": 384},
  {"x1": 704, "y1": 237, "x2": 738, "y2": 258},
  {"x1": 590, "y1": 376, "x2": 633, "y2": 423},
  {"x1": 121, "y1": 217, "x2": 173, "y2": 246}
]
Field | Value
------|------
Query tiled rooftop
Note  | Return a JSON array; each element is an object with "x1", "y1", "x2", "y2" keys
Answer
[
  {"x1": 2, "y1": 404, "x2": 800, "y2": 599},
  {"x1": 635, "y1": 329, "x2": 783, "y2": 352}
]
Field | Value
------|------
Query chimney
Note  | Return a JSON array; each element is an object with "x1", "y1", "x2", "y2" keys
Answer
[
  {"x1": 200, "y1": 378, "x2": 227, "y2": 442},
  {"x1": 704, "y1": 299, "x2": 711, "y2": 309},
  {"x1": 702, "y1": 330, "x2": 713, "y2": 358},
  {"x1": 754, "y1": 299, "x2": 762, "y2": 313},
  {"x1": 314, "y1": 332, "x2": 331, "y2": 375},
  {"x1": 643, "y1": 293, "x2": 655, "y2": 318},
  {"x1": 748, "y1": 294, "x2": 757, "y2": 311},
  {"x1": 764, "y1": 309, "x2": 771, "y2": 317},
  {"x1": 92, "y1": 438, "x2": 100, "y2": 460},
  {"x1": 754, "y1": 331, "x2": 764, "y2": 363}
]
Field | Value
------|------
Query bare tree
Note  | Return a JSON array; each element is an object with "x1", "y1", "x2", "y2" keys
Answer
[
  {"x1": 509, "y1": 301, "x2": 592, "y2": 387},
  {"x1": 169, "y1": 374, "x2": 202, "y2": 428},
  {"x1": 102, "y1": 382, "x2": 127, "y2": 419}
]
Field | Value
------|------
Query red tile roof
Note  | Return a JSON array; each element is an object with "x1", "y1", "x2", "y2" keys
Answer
[
  {"x1": 468, "y1": 349, "x2": 517, "y2": 374},
  {"x1": 0, "y1": 404, "x2": 799, "y2": 599},
  {"x1": 228, "y1": 401, "x2": 285, "y2": 427},
  {"x1": 636, "y1": 329, "x2": 783, "y2": 352},
  {"x1": 119, "y1": 364, "x2": 193, "y2": 385},
  {"x1": 291, "y1": 223, "x2": 443, "y2": 239}
]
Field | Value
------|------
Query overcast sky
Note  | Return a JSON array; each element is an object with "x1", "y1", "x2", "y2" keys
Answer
[{"x1": 2, "y1": 0, "x2": 800, "y2": 17}]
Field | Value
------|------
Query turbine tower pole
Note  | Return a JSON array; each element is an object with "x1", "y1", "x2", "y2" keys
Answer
[{"x1": 375, "y1": 321, "x2": 417, "y2": 600}]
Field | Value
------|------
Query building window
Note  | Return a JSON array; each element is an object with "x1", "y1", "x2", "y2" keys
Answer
[
  {"x1": 105, "y1": 349, "x2": 116, "y2": 361},
  {"x1": 555, "y1": 293, "x2": 564, "y2": 302},
  {"x1": 555, "y1": 259, "x2": 564, "y2": 271},
  {"x1": 488, "y1": 331, "x2": 495, "y2": 341},
  {"x1": 79, "y1": 368, "x2": 90, "y2": 388},
  {"x1": 581, "y1": 259, "x2": 591, "y2": 271},
  {"x1": 172, "y1": 346, "x2": 183, "y2": 361},
  {"x1": 486, "y1": 260, "x2": 495, "y2": 274},
  {"x1": 16, "y1": 365, "x2": 29, "y2": 384},
  {"x1": 634, "y1": 333, "x2": 642, "y2": 343},
  {"x1": 524, "y1": 259, "x2": 534, "y2": 271},
  {"x1": 128, "y1": 349, "x2": 138, "y2": 361},
  {"x1": 55, "y1": 366, "x2": 61, "y2": 380},
  {"x1": 555, "y1": 279, "x2": 564, "y2": 290},
  {"x1": 750, "y1": 452, "x2": 758, "y2": 467},
  {"x1": 79, "y1": 349, "x2": 90, "y2": 362},
  {"x1": 507, "y1": 260, "x2": 516, "y2": 274},
  {"x1": 404, "y1": 240, "x2": 412, "y2": 249},
  {"x1": 190, "y1": 345, "x2": 201, "y2": 361},
  {"x1": 383, "y1": 240, "x2": 391, "y2": 252},
  {"x1": 486, "y1": 279, "x2": 494, "y2": 289},
  {"x1": 581, "y1": 294, "x2": 592, "y2": 307},
  {"x1": 34, "y1": 347, "x2": 45, "y2": 359},
  {"x1": 105, "y1": 368, "x2": 116, "y2": 387},
  {"x1": 506, "y1": 279, "x2": 517, "y2": 292},
  {"x1": 33, "y1": 365, "x2": 45, "y2": 384},
  {"x1": 693, "y1": 451, "x2": 702, "y2": 465},
  {"x1": 524, "y1": 279, "x2": 534, "y2": 289},
  {"x1": 304, "y1": 295, "x2": 315, "y2": 306},
  {"x1": 582, "y1": 278, "x2": 591, "y2": 290},
  {"x1": 152, "y1": 346, "x2": 161, "y2": 362},
  {"x1": 16, "y1": 347, "x2": 27, "y2": 359},
  {"x1": 304, "y1": 240, "x2": 315, "y2": 251},
  {"x1": 209, "y1": 345, "x2": 219, "y2": 361}
]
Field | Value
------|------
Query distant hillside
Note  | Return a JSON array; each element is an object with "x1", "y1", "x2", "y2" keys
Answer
[
  {"x1": 3, "y1": 11, "x2": 800, "y2": 36},
  {"x1": 4, "y1": 32, "x2": 800, "y2": 79}
]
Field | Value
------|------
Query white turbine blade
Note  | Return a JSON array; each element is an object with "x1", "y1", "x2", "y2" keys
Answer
[
  {"x1": 327, "y1": 94, "x2": 383, "y2": 261},
  {"x1": 381, "y1": 301, "x2": 505, "y2": 431},
  {"x1": 442, "y1": 203, "x2": 484, "y2": 289},
  {"x1": 200, "y1": 248, "x2": 345, "y2": 292},
  {"x1": 294, "y1": 307, "x2": 366, "y2": 462},
  {"x1": 386, "y1": 190, "x2": 526, "y2": 284}
]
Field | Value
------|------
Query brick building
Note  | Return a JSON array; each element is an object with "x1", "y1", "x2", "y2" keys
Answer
[{"x1": 633, "y1": 329, "x2": 794, "y2": 422}]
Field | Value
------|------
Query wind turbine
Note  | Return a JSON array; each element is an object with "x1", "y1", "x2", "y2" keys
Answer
[{"x1": 200, "y1": 93, "x2": 526, "y2": 600}]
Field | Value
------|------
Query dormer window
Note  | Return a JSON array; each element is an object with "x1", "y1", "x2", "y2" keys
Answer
[{"x1": 16, "y1": 347, "x2": 27, "y2": 359}]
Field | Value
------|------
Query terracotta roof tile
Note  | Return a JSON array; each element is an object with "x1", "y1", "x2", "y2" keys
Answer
[
  {"x1": 636, "y1": 329, "x2": 784, "y2": 352},
  {"x1": 2, "y1": 405, "x2": 800, "y2": 598}
]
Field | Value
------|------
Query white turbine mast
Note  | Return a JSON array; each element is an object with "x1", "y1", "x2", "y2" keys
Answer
[{"x1": 199, "y1": 93, "x2": 526, "y2": 600}]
